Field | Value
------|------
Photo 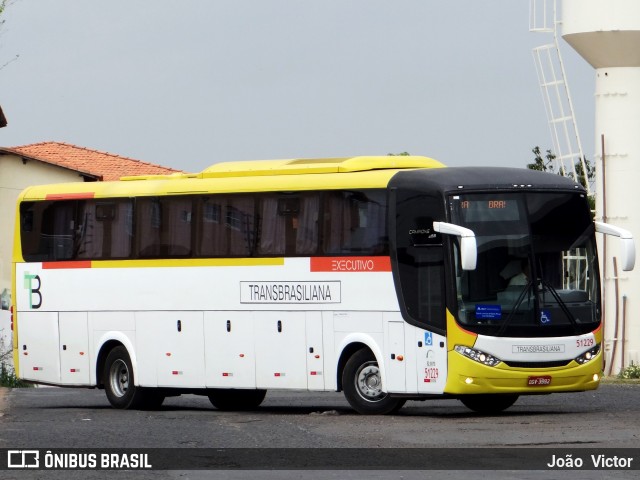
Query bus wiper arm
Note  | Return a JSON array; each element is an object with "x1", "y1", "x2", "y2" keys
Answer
[
  {"x1": 496, "y1": 282, "x2": 532, "y2": 336},
  {"x1": 541, "y1": 280, "x2": 578, "y2": 327}
]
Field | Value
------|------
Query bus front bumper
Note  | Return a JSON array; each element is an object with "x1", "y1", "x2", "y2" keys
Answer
[{"x1": 444, "y1": 350, "x2": 603, "y2": 395}]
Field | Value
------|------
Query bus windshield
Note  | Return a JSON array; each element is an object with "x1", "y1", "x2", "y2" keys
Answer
[{"x1": 449, "y1": 192, "x2": 600, "y2": 337}]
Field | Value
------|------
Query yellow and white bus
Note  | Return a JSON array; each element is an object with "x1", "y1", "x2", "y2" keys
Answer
[{"x1": 10, "y1": 156, "x2": 635, "y2": 414}]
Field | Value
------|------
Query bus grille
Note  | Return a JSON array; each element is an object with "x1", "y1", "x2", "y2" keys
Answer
[{"x1": 503, "y1": 360, "x2": 572, "y2": 368}]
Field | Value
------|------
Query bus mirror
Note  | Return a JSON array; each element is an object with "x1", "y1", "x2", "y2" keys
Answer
[
  {"x1": 433, "y1": 221, "x2": 477, "y2": 271},
  {"x1": 595, "y1": 222, "x2": 636, "y2": 271}
]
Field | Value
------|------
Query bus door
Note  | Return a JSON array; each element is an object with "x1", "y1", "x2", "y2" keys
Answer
[
  {"x1": 393, "y1": 192, "x2": 448, "y2": 394},
  {"x1": 410, "y1": 244, "x2": 447, "y2": 394}
]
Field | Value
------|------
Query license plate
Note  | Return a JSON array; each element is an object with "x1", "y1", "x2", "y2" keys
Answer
[{"x1": 527, "y1": 375, "x2": 552, "y2": 386}]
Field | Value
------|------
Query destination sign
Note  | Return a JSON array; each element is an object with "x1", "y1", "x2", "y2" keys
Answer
[{"x1": 456, "y1": 196, "x2": 520, "y2": 222}]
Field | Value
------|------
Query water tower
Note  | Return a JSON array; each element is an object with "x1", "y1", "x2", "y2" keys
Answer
[{"x1": 562, "y1": 0, "x2": 640, "y2": 374}]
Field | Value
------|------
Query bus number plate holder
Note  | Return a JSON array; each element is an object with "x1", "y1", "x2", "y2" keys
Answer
[{"x1": 527, "y1": 375, "x2": 552, "y2": 386}]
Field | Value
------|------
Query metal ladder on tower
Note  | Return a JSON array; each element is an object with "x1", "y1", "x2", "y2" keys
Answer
[{"x1": 529, "y1": 0, "x2": 591, "y2": 194}]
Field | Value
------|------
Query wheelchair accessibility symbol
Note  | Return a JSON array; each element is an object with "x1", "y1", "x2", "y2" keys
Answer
[
  {"x1": 424, "y1": 331, "x2": 433, "y2": 346},
  {"x1": 540, "y1": 310, "x2": 551, "y2": 324}
]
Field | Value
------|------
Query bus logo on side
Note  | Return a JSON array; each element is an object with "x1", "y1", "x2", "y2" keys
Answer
[{"x1": 24, "y1": 272, "x2": 42, "y2": 309}]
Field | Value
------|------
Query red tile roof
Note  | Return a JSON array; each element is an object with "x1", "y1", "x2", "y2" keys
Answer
[{"x1": 2, "y1": 141, "x2": 180, "y2": 181}]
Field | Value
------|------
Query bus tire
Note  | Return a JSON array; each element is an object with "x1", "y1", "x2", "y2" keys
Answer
[
  {"x1": 208, "y1": 389, "x2": 267, "y2": 411},
  {"x1": 103, "y1": 346, "x2": 146, "y2": 409},
  {"x1": 342, "y1": 348, "x2": 406, "y2": 415},
  {"x1": 459, "y1": 394, "x2": 519, "y2": 414}
]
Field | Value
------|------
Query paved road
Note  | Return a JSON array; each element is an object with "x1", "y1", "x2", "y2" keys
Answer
[{"x1": 0, "y1": 383, "x2": 639, "y2": 479}]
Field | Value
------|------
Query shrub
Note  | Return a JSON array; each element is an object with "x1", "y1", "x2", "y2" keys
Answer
[
  {"x1": 1, "y1": 361, "x2": 32, "y2": 387},
  {"x1": 618, "y1": 362, "x2": 640, "y2": 380},
  {"x1": 0, "y1": 331, "x2": 32, "y2": 388}
]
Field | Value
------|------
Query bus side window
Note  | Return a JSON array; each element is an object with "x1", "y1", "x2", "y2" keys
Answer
[
  {"x1": 227, "y1": 196, "x2": 255, "y2": 256},
  {"x1": 257, "y1": 193, "x2": 320, "y2": 256},
  {"x1": 76, "y1": 200, "x2": 133, "y2": 259},
  {"x1": 395, "y1": 193, "x2": 446, "y2": 332},
  {"x1": 196, "y1": 195, "x2": 255, "y2": 257},
  {"x1": 20, "y1": 203, "x2": 40, "y2": 261},
  {"x1": 258, "y1": 195, "x2": 286, "y2": 255},
  {"x1": 135, "y1": 197, "x2": 192, "y2": 258},
  {"x1": 396, "y1": 243, "x2": 446, "y2": 331},
  {"x1": 323, "y1": 191, "x2": 387, "y2": 255},
  {"x1": 137, "y1": 198, "x2": 162, "y2": 257},
  {"x1": 34, "y1": 201, "x2": 77, "y2": 261},
  {"x1": 294, "y1": 195, "x2": 319, "y2": 255},
  {"x1": 163, "y1": 196, "x2": 192, "y2": 257}
]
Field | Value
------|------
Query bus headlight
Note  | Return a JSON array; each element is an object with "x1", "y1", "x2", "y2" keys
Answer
[
  {"x1": 454, "y1": 345, "x2": 501, "y2": 367},
  {"x1": 575, "y1": 344, "x2": 601, "y2": 365}
]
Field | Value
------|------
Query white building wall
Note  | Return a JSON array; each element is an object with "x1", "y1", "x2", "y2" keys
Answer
[
  {"x1": 0, "y1": 153, "x2": 85, "y2": 306},
  {"x1": 562, "y1": 0, "x2": 640, "y2": 374}
]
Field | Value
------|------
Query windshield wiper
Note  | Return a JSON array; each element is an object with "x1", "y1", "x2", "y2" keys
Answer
[
  {"x1": 540, "y1": 280, "x2": 579, "y2": 329},
  {"x1": 495, "y1": 281, "x2": 532, "y2": 336}
]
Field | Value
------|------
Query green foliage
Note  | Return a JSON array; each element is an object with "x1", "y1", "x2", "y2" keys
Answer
[
  {"x1": 1, "y1": 352, "x2": 32, "y2": 388},
  {"x1": 567, "y1": 157, "x2": 595, "y2": 190},
  {"x1": 528, "y1": 146, "x2": 595, "y2": 187},
  {"x1": 618, "y1": 362, "x2": 640, "y2": 380},
  {"x1": 528, "y1": 146, "x2": 556, "y2": 172},
  {"x1": 528, "y1": 146, "x2": 596, "y2": 213},
  {"x1": 0, "y1": 0, "x2": 8, "y2": 23},
  {"x1": 1, "y1": 361, "x2": 31, "y2": 388},
  {"x1": 0, "y1": 0, "x2": 17, "y2": 17},
  {"x1": 1, "y1": 326, "x2": 31, "y2": 387}
]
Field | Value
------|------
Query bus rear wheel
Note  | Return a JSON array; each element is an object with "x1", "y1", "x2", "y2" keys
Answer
[
  {"x1": 208, "y1": 389, "x2": 267, "y2": 410},
  {"x1": 103, "y1": 346, "x2": 161, "y2": 409},
  {"x1": 459, "y1": 394, "x2": 519, "y2": 414},
  {"x1": 342, "y1": 348, "x2": 406, "y2": 415}
]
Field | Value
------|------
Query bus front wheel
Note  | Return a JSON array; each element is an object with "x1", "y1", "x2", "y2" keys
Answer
[
  {"x1": 342, "y1": 348, "x2": 406, "y2": 415},
  {"x1": 459, "y1": 394, "x2": 519, "y2": 414}
]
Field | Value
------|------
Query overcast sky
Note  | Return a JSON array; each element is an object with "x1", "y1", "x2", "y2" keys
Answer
[{"x1": 0, "y1": 0, "x2": 596, "y2": 173}]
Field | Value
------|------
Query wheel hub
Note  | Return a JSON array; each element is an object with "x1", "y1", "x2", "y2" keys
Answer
[
  {"x1": 356, "y1": 362, "x2": 383, "y2": 401},
  {"x1": 109, "y1": 359, "x2": 129, "y2": 398}
]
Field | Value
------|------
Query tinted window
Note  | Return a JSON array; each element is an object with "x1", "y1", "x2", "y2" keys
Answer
[
  {"x1": 323, "y1": 191, "x2": 387, "y2": 255},
  {"x1": 20, "y1": 189, "x2": 389, "y2": 261},
  {"x1": 394, "y1": 192, "x2": 446, "y2": 331},
  {"x1": 137, "y1": 197, "x2": 192, "y2": 257},
  {"x1": 196, "y1": 195, "x2": 255, "y2": 256}
]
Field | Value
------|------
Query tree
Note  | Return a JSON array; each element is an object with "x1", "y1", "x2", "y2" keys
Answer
[
  {"x1": 527, "y1": 146, "x2": 556, "y2": 173},
  {"x1": 528, "y1": 146, "x2": 595, "y2": 188},
  {"x1": 568, "y1": 156, "x2": 595, "y2": 191},
  {"x1": 528, "y1": 146, "x2": 595, "y2": 213}
]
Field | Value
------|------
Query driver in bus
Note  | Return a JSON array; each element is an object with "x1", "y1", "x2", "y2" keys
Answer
[{"x1": 501, "y1": 259, "x2": 530, "y2": 287}]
